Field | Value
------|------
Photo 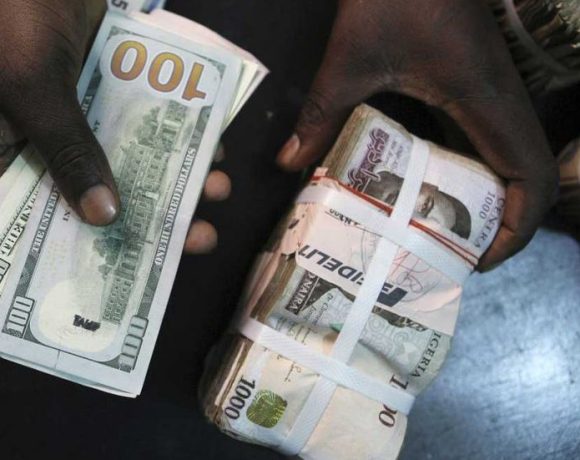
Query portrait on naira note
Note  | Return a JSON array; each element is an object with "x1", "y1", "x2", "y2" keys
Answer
[{"x1": 364, "y1": 170, "x2": 472, "y2": 239}]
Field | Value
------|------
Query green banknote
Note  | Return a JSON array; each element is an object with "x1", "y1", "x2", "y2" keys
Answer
[{"x1": 0, "y1": 11, "x2": 264, "y2": 396}]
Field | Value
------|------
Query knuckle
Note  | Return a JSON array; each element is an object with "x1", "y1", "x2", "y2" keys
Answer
[
  {"x1": 47, "y1": 142, "x2": 99, "y2": 182},
  {"x1": 325, "y1": 21, "x2": 400, "y2": 92},
  {"x1": 298, "y1": 90, "x2": 332, "y2": 129},
  {"x1": 438, "y1": 75, "x2": 513, "y2": 111},
  {"x1": 508, "y1": 159, "x2": 558, "y2": 245},
  {"x1": 0, "y1": 57, "x2": 40, "y2": 94},
  {"x1": 526, "y1": 152, "x2": 559, "y2": 193},
  {"x1": 0, "y1": 51, "x2": 76, "y2": 117},
  {"x1": 0, "y1": 13, "x2": 83, "y2": 100}
]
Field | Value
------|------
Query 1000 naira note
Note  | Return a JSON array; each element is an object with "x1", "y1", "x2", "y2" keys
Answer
[{"x1": 0, "y1": 11, "x2": 245, "y2": 396}]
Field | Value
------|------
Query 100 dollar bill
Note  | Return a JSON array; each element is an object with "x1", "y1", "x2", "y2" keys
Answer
[{"x1": 0, "y1": 12, "x2": 241, "y2": 396}]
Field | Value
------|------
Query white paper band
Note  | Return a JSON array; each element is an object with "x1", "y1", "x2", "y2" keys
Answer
[
  {"x1": 239, "y1": 318, "x2": 415, "y2": 413},
  {"x1": 329, "y1": 137, "x2": 430, "y2": 364},
  {"x1": 238, "y1": 138, "x2": 445, "y2": 456},
  {"x1": 279, "y1": 237, "x2": 402, "y2": 456},
  {"x1": 295, "y1": 186, "x2": 472, "y2": 285}
]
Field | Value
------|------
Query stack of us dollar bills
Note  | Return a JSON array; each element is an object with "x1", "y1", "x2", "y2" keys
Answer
[
  {"x1": 200, "y1": 105, "x2": 506, "y2": 459},
  {"x1": 0, "y1": 6, "x2": 266, "y2": 396}
]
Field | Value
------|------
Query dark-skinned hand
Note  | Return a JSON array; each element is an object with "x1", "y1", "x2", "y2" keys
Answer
[
  {"x1": 0, "y1": 0, "x2": 229, "y2": 253},
  {"x1": 276, "y1": 0, "x2": 559, "y2": 270}
]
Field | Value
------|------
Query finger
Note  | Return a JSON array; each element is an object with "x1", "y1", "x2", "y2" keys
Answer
[
  {"x1": 0, "y1": 115, "x2": 25, "y2": 173},
  {"x1": 276, "y1": 27, "x2": 378, "y2": 171},
  {"x1": 478, "y1": 180, "x2": 553, "y2": 270},
  {"x1": 5, "y1": 84, "x2": 120, "y2": 226},
  {"x1": 412, "y1": 5, "x2": 560, "y2": 268},
  {"x1": 0, "y1": 115, "x2": 24, "y2": 147},
  {"x1": 214, "y1": 142, "x2": 225, "y2": 163},
  {"x1": 203, "y1": 170, "x2": 231, "y2": 202},
  {"x1": 184, "y1": 220, "x2": 218, "y2": 254},
  {"x1": 440, "y1": 78, "x2": 558, "y2": 270},
  {"x1": 86, "y1": 0, "x2": 107, "y2": 29},
  {"x1": 86, "y1": 0, "x2": 107, "y2": 43}
]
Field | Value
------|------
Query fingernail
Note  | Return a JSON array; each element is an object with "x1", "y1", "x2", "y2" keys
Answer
[
  {"x1": 185, "y1": 220, "x2": 218, "y2": 254},
  {"x1": 276, "y1": 134, "x2": 300, "y2": 168},
  {"x1": 80, "y1": 184, "x2": 118, "y2": 226},
  {"x1": 204, "y1": 170, "x2": 231, "y2": 201}
]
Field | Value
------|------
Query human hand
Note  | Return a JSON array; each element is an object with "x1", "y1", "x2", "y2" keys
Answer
[
  {"x1": 276, "y1": 0, "x2": 558, "y2": 269},
  {"x1": 0, "y1": 0, "x2": 228, "y2": 252}
]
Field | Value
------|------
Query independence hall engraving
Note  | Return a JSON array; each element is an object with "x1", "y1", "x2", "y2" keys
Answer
[{"x1": 94, "y1": 101, "x2": 187, "y2": 324}]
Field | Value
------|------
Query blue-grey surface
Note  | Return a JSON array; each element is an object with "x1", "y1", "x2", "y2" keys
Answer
[{"x1": 401, "y1": 227, "x2": 580, "y2": 460}]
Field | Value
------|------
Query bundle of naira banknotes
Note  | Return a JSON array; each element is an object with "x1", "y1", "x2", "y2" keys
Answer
[
  {"x1": 0, "y1": 5, "x2": 267, "y2": 396},
  {"x1": 200, "y1": 105, "x2": 506, "y2": 459}
]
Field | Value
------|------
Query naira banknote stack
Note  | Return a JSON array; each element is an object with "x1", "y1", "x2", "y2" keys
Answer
[
  {"x1": 200, "y1": 105, "x2": 506, "y2": 459},
  {"x1": 0, "y1": 6, "x2": 266, "y2": 396}
]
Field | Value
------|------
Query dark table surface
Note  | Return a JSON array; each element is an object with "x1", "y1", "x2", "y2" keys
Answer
[{"x1": 1, "y1": 1, "x2": 579, "y2": 459}]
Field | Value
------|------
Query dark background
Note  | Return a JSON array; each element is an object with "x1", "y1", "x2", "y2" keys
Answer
[{"x1": 0, "y1": 1, "x2": 579, "y2": 459}]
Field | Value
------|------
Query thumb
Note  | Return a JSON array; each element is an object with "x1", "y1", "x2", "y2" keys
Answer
[
  {"x1": 277, "y1": 54, "x2": 375, "y2": 172},
  {"x1": 12, "y1": 86, "x2": 120, "y2": 226}
]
